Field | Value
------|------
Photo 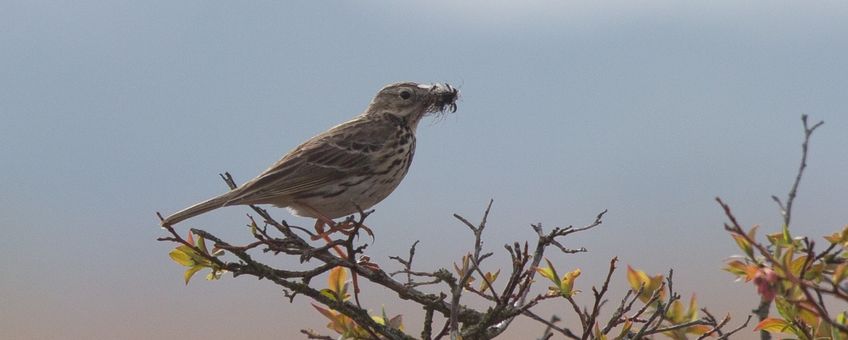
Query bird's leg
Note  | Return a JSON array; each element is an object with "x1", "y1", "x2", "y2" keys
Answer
[
  {"x1": 302, "y1": 204, "x2": 371, "y2": 241},
  {"x1": 314, "y1": 218, "x2": 363, "y2": 299},
  {"x1": 313, "y1": 219, "x2": 347, "y2": 258},
  {"x1": 313, "y1": 219, "x2": 374, "y2": 238},
  {"x1": 304, "y1": 208, "x2": 363, "y2": 299}
]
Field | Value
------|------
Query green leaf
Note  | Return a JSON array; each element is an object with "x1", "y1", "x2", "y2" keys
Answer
[
  {"x1": 774, "y1": 296, "x2": 796, "y2": 321},
  {"x1": 196, "y1": 235, "x2": 208, "y2": 255},
  {"x1": 319, "y1": 288, "x2": 337, "y2": 301},
  {"x1": 834, "y1": 312, "x2": 848, "y2": 340},
  {"x1": 782, "y1": 223, "x2": 792, "y2": 244},
  {"x1": 205, "y1": 269, "x2": 223, "y2": 281},
  {"x1": 249, "y1": 219, "x2": 260, "y2": 236},
  {"x1": 536, "y1": 258, "x2": 559, "y2": 285}
]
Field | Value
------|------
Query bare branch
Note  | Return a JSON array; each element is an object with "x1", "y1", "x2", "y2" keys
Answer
[{"x1": 777, "y1": 114, "x2": 824, "y2": 229}]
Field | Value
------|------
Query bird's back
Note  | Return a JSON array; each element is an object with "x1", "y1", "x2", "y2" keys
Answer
[{"x1": 225, "y1": 114, "x2": 416, "y2": 218}]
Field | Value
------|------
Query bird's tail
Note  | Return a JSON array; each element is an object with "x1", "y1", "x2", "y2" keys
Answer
[{"x1": 161, "y1": 193, "x2": 232, "y2": 226}]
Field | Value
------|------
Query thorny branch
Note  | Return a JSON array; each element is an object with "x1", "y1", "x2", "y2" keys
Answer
[
  {"x1": 159, "y1": 175, "x2": 744, "y2": 339},
  {"x1": 771, "y1": 114, "x2": 824, "y2": 229}
]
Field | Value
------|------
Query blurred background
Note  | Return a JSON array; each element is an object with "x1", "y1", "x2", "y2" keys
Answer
[{"x1": 2, "y1": 1, "x2": 847, "y2": 339}]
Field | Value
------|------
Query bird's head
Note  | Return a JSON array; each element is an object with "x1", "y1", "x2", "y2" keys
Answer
[{"x1": 365, "y1": 82, "x2": 459, "y2": 128}]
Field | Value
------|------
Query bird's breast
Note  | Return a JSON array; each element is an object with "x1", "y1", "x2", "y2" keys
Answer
[{"x1": 289, "y1": 131, "x2": 417, "y2": 219}]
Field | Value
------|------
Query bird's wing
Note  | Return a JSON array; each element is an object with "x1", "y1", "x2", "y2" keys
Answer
[{"x1": 226, "y1": 117, "x2": 393, "y2": 205}]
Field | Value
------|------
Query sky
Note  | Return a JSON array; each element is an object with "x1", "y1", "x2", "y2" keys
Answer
[{"x1": 1, "y1": 1, "x2": 847, "y2": 339}]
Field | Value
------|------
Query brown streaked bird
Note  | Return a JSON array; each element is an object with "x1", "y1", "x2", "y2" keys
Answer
[{"x1": 161, "y1": 82, "x2": 459, "y2": 235}]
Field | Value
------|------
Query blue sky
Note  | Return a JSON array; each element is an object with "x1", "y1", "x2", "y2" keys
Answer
[{"x1": 2, "y1": 1, "x2": 847, "y2": 339}]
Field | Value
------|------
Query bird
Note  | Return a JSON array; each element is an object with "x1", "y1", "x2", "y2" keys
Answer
[{"x1": 161, "y1": 82, "x2": 459, "y2": 237}]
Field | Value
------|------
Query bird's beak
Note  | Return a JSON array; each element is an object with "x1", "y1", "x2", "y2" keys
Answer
[{"x1": 423, "y1": 83, "x2": 459, "y2": 113}]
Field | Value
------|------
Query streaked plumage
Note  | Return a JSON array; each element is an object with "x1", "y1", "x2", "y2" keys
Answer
[{"x1": 162, "y1": 82, "x2": 459, "y2": 226}]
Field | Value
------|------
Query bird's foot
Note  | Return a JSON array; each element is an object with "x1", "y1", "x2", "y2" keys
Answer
[{"x1": 310, "y1": 219, "x2": 373, "y2": 241}]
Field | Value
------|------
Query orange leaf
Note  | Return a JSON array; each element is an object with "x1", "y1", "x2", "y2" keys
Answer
[
  {"x1": 725, "y1": 260, "x2": 760, "y2": 281},
  {"x1": 686, "y1": 324, "x2": 713, "y2": 335},
  {"x1": 327, "y1": 266, "x2": 348, "y2": 301},
  {"x1": 312, "y1": 304, "x2": 347, "y2": 334},
  {"x1": 754, "y1": 318, "x2": 792, "y2": 333}
]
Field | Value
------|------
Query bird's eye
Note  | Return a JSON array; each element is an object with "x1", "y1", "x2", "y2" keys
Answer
[{"x1": 399, "y1": 90, "x2": 412, "y2": 100}]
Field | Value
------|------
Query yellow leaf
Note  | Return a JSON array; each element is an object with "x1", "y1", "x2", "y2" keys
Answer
[
  {"x1": 834, "y1": 312, "x2": 848, "y2": 340},
  {"x1": 626, "y1": 266, "x2": 665, "y2": 302},
  {"x1": 312, "y1": 304, "x2": 348, "y2": 334},
  {"x1": 666, "y1": 299, "x2": 684, "y2": 323},
  {"x1": 536, "y1": 267, "x2": 556, "y2": 282},
  {"x1": 328, "y1": 266, "x2": 347, "y2": 298},
  {"x1": 479, "y1": 270, "x2": 500, "y2": 292},
  {"x1": 205, "y1": 269, "x2": 223, "y2": 281},
  {"x1": 805, "y1": 262, "x2": 825, "y2": 281},
  {"x1": 626, "y1": 265, "x2": 648, "y2": 291},
  {"x1": 797, "y1": 300, "x2": 821, "y2": 326},
  {"x1": 169, "y1": 249, "x2": 195, "y2": 267},
  {"x1": 560, "y1": 269, "x2": 581, "y2": 297},
  {"x1": 754, "y1": 318, "x2": 792, "y2": 333},
  {"x1": 766, "y1": 232, "x2": 785, "y2": 246},
  {"x1": 686, "y1": 294, "x2": 699, "y2": 321},
  {"x1": 731, "y1": 232, "x2": 754, "y2": 258},
  {"x1": 312, "y1": 303, "x2": 338, "y2": 320},
  {"x1": 593, "y1": 321, "x2": 607, "y2": 340},
  {"x1": 835, "y1": 264, "x2": 848, "y2": 286},
  {"x1": 789, "y1": 255, "x2": 808, "y2": 277},
  {"x1": 747, "y1": 225, "x2": 760, "y2": 241},
  {"x1": 616, "y1": 319, "x2": 633, "y2": 338},
  {"x1": 824, "y1": 233, "x2": 842, "y2": 244},
  {"x1": 824, "y1": 225, "x2": 848, "y2": 245},
  {"x1": 176, "y1": 245, "x2": 207, "y2": 264},
  {"x1": 371, "y1": 313, "x2": 404, "y2": 332},
  {"x1": 183, "y1": 265, "x2": 203, "y2": 285}
]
